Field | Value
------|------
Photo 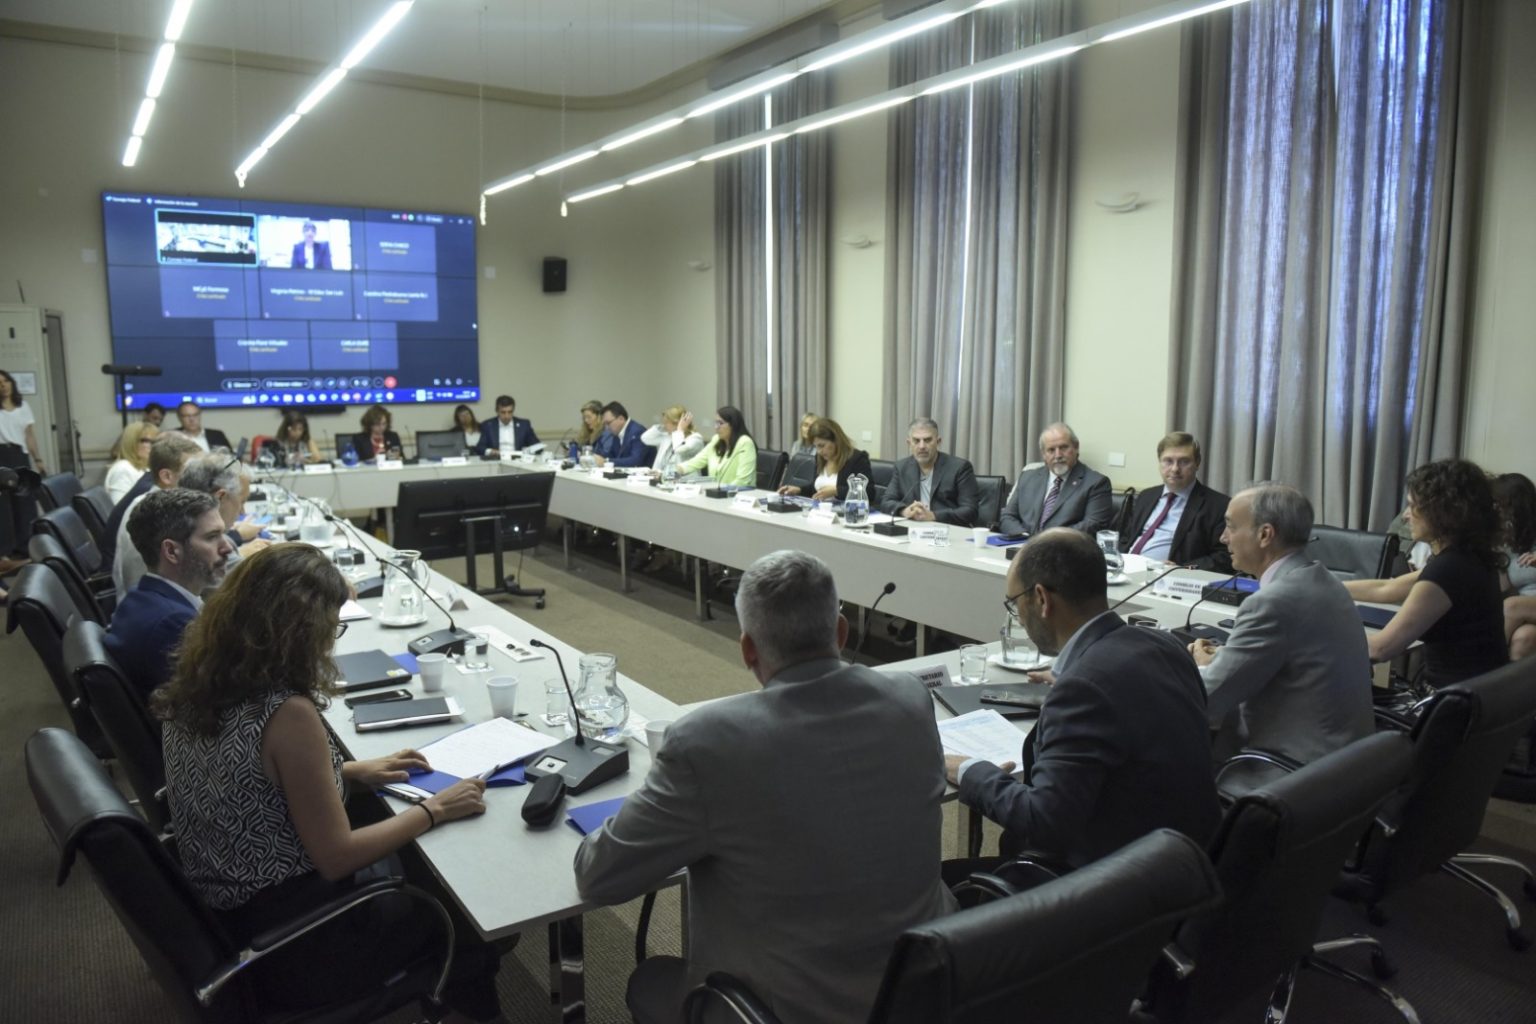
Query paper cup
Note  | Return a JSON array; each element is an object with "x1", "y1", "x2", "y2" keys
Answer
[
  {"x1": 645, "y1": 720, "x2": 673, "y2": 753},
  {"x1": 486, "y1": 676, "x2": 519, "y2": 719},
  {"x1": 416, "y1": 652, "x2": 447, "y2": 693}
]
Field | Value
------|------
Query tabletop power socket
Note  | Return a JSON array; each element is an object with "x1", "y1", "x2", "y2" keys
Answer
[
  {"x1": 872, "y1": 522, "x2": 908, "y2": 537},
  {"x1": 1202, "y1": 579, "x2": 1257, "y2": 607}
]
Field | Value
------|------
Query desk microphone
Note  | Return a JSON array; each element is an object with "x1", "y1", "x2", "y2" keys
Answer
[
  {"x1": 1109, "y1": 562, "x2": 1193, "y2": 612},
  {"x1": 848, "y1": 581, "x2": 897, "y2": 664},
  {"x1": 525, "y1": 638, "x2": 630, "y2": 793}
]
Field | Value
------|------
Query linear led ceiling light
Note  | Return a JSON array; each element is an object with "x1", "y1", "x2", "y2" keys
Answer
[
  {"x1": 553, "y1": 0, "x2": 1253, "y2": 209},
  {"x1": 233, "y1": 0, "x2": 414, "y2": 186},
  {"x1": 121, "y1": 0, "x2": 196, "y2": 167}
]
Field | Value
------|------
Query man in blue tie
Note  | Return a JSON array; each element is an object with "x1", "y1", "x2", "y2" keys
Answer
[
  {"x1": 1118, "y1": 432, "x2": 1231, "y2": 571},
  {"x1": 105, "y1": 488, "x2": 234, "y2": 699},
  {"x1": 997, "y1": 422, "x2": 1114, "y2": 536},
  {"x1": 592, "y1": 401, "x2": 655, "y2": 469}
]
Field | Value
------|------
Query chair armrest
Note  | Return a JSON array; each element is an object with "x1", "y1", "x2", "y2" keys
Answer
[
  {"x1": 1372, "y1": 707, "x2": 1416, "y2": 732},
  {"x1": 195, "y1": 880, "x2": 454, "y2": 1007},
  {"x1": 1160, "y1": 941, "x2": 1198, "y2": 980},
  {"x1": 951, "y1": 872, "x2": 1020, "y2": 908},
  {"x1": 684, "y1": 972, "x2": 782, "y2": 1024},
  {"x1": 1221, "y1": 750, "x2": 1304, "y2": 774}
]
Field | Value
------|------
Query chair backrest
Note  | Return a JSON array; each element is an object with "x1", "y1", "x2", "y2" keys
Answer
[
  {"x1": 1353, "y1": 657, "x2": 1536, "y2": 895},
  {"x1": 783, "y1": 451, "x2": 816, "y2": 492},
  {"x1": 6, "y1": 564, "x2": 111, "y2": 758},
  {"x1": 869, "y1": 459, "x2": 896, "y2": 491},
  {"x1": 868, "y1": 830, "x2": 1221, "y2": 1024},
  {"x1": 38, "y1": 472, "x2": 84, "y2": 513},
  {"x1": 1112, "y1": 487, "x2": 1138, "y2": 537},
  {"x1": 248, "y1": 435, "x2": 273, "y2": 463},
  {"x1": 974, "y1": 475, "x2": 1007, "y2": 531},
  {"x1": 34, "y1": 505, "x2": 104, "y2": 578},
  {"x1": 72, "y1": 486, "x2": 116, "y2": 548},
  {"x1": 1143, "y1": 733, "x2": 1413, "y2": 1023},
  {"x1": 416, "y1": 429, "x2": 468, "y2": 461},
  {"x1": 25, "y1": 727, "x2": 236, "y2": 1023},
  {"x1": 27, "y1": 532, "x2": 108, "y2": 625},
  {"x1": 755, "y1": 448, "x2": 789, "y2": 491},
  {"x1": 1306, "y1": 525, "x2": 1400, "y2": 581},
  {"x1": 65, "y1": 619, "x2": 169, "y2": 833}
]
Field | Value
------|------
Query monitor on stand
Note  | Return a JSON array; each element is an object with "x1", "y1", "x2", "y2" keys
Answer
[{"x1": 394, "y1": 472, "x2": 552, "y2": 608}]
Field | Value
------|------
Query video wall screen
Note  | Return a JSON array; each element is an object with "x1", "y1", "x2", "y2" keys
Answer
[{"x1": 102, "y1": 191, "x2": 480, "y2": 410}]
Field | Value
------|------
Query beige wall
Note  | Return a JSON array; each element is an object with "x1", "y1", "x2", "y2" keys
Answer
[{"x1": 2, "y1": 2, "x2": 1532, "y2": 487}]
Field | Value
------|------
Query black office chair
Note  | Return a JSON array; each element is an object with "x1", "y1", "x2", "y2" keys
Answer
[
  {"x1": 1337, "y1": 658, "x2": 1536, "y2": 950},
  {"x1": 416, "y1": 429, "x2": 469, "y2": 461},
  {"x1": 64, "y1": 619, "x2": 170, "y2": 833},
  {"x1": 1307, "y1": 525, "x2": 1401, "y2": 581},
  {"x1": 973, "y1": 475, "x2": 1007, "y2": 532},
  {"x1": 33, "y1": 505, "x2": 110, "y2": 580},
  {"x1": 25, "y1": 727, "x2": 454, "y2": 1024},
  {"x1": 6, "y1": 564, "x2": 112, "y2": 759},
  {"x1": 684, "y1": 829, "x2": 1222, "y2": 1024},
  {"x1": 1140, "y1": 732, "x2": 1417, "y2": 1024},
  {"x1": 755, "y1": 448, "x2": 788, "y2": 491},
  {"x1": 72, "y1": 485, "x2": 117, "y2": 548},
  {"x1": 27, "y1": 532, "x2": 110, "y2": 624},
  {"x1": 37, "y1": 471, "x2": 84, "y2": 513},
  {"x1": 868, "y1": 459, "x2": 896, "y2": 506},
  {"x1": 782, "y1": 452, "x2": 816, "y2": 493},
  {"x1": 1113, "y1": 486, "x2": 1138, "y2": 538}
]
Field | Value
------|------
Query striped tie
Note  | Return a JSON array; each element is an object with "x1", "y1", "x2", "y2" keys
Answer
[{"x1": 1040, "y1": 474, "x2": 1064, "y2": 526}]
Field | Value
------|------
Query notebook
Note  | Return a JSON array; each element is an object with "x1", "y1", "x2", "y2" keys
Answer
[
  {"x1": 334, "y1": 649, "x2": 413, "y2": 692},
  {"x1": 353, "y1": 696, "x2": 461, "y2": 731},
  {"x1": 932, "y1": 682, "x2": 1050, "y2": 719},
  {"x1": 1357, "y1": 604, "x2": 1396, "y2": 629}
]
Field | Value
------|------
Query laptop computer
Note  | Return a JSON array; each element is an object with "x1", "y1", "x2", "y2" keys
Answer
[{"x1": 334, "y1": 649, "x2": 413, "y2": 692}]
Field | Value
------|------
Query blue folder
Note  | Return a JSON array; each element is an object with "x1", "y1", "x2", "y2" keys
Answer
[{"x1": 566, "y1": 796, "x2": 627, "y2": 836}]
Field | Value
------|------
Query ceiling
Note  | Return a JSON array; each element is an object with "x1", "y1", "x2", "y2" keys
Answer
[{"x1": 0, "y1": 0, "x2": 853, "y2": 98}]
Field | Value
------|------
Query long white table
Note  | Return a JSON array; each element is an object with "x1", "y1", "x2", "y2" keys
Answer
[{"x1": 312, "y1": 514, "x2": 680, "y2": 1021}]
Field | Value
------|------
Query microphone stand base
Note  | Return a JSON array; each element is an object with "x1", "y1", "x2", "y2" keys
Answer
[
  {"x1": 525, "y1": 737, "x2": 630, "y2": 794},
  {"x1": 408, "y1": 627, "x2": 480, "y2": 657}
]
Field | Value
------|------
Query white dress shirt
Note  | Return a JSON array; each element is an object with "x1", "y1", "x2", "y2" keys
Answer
[{"x1": 1137, "y1": 484, "x2": 1195, "y2": 562}]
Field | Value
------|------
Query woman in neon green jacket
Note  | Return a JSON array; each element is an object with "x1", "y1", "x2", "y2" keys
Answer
[{"x1": 678, "y1": 405, "x2": 758, "y2": 486}]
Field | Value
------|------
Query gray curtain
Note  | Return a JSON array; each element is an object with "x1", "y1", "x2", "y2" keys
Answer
[
  {"x1": 882, "y1": 3, "x2": 1069, "y2": 476},
  {"x1": 1169, "y1": 0, "x2": 1475, "y2": 529},
  {"x1": 714, "y1": 79, "x2": 828, "y2": 452}
]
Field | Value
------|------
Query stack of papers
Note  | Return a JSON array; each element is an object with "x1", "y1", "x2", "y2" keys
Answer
[
  {"x1": 937, "y1": 710, "x2": 1026, "y2": 767},
  {"x1": 383, "y1": 717, "x2": 559, "y2": 800}
]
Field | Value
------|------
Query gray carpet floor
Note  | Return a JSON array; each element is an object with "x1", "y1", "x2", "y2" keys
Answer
[{"x1": 4, "y1": 537, "x2": 1536, "y2": 1022}]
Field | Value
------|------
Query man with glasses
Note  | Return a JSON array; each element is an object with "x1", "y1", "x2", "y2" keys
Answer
[
  {"x1": 944, "y1": 529, "x2": 1219, "y2": 873},
  {"x1": 116, "y1": 451, "x2": 266, "y2": 593},
  {"x1": 879, "y1": 417, "x2": 979, "y2": 526},
  {"x1": 592, "y1": 400, "x2": 655, "y2": 469},
  {"x1": 1118, "y1": 432, "x2": 1231, "y2": 570},
  {"x1": 106, "y1": 488, "x2": 234, "y2": 698},
  {"x1": 173, "y1": 400, "x2": 231, "y2": 452}
]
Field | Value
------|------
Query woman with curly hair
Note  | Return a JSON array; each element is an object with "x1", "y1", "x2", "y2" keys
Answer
[
  {"x1": 1493, "y1": 472, "x2": 1536, "y2": 659},
  {"x1": 1345, "y1": 459, "x2": 1508, "y2": 685},
  {"x1": 155, "y1": 545, "x2": 500, "y2": 1018}
]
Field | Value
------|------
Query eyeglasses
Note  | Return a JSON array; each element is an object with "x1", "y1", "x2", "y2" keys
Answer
[
  {"x1": 334, "y1": 621, "x2": 349, "y2": 639},
  {"x1": 1002, "y1": 590, "x2": 1028, "y2": 622}
]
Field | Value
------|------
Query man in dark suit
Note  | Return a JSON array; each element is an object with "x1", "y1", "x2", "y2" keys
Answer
[
  {"x1": 997, "y1": 422, "x2": 1114, "y2": 536},
  {"x1": 946, "y1": 529, "x2": 1220, "y2": 871},
  {"x1": 1118, "y1": 432, "x2": 1232, "y2": 571},
  {"x1": 290, "y1": 221, "x2": 332, "y2": 269},
  {"x1": 174, "y1": 401, "x2": 231, "y2": 453},
  {"x1": 575, "y1": 550, "x2": 955, "y2": 1024},
  {"x1": 879, "y1": 416, "x2": 979, "y2": 526},
  {"x1": 474, "y1": 394, "x2": 540, "y2": 455},
  {"x1": 105, "y1": 488, "x2": 233, "y2": 698},
  {"x1": 592, "y1": 401, "x2": 654, "y2": 469}
]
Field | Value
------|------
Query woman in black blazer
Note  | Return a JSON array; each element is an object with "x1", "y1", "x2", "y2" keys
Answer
[
  {"x1": 778, "y1": 416, "x2": 872, "y2": 502},
  {"x1": 350, "y1": 404, "x2": 402, "y2": 462}
]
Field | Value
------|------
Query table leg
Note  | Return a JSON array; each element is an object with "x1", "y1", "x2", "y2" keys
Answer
[
  {"x1": 618, "y1": 535, "x2": 633, "y2": 593},
  {"x1": 548, "y1": 916, "x2": 586, "y2": 1023},
  {"x1": 384, "y1": 507, "x2": 395, "y2": 545},
  {"x1": 693, "y1": 558, "x2": 709, "y2": 621},
  {"x1": 916, "y1": 625, "x2": 927, "y2": 657},
  {"x1": 967, "y1": 806, "x2": 984, "y2": 859},
  {"x1": 562, "y1": 521, "x2": 573, "y2": 570}
]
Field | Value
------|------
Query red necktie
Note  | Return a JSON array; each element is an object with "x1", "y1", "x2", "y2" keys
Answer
[
  {"x1": 1131, "y1": 492, "x2": 1177, "y2": 555},
  {"x1": 1040, "y1": 474, "x2": 1064, "y2": 526}
]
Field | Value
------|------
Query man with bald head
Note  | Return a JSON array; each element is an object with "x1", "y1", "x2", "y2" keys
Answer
[
  {"x1": 946, "y1": 529, "x2": 1219, "y2": 871},
  {"x1": 997, "y1": 422, "x2": 1114, "y2": 537}
]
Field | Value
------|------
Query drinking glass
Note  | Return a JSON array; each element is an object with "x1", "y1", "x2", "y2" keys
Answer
[{"x1": 958, "y1": 645, "x2": 989, "y2": 685}]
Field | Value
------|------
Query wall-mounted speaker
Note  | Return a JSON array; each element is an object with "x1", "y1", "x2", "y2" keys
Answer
[{"x1": 542, "y1": 257, "x2": 567, "y2": 293}]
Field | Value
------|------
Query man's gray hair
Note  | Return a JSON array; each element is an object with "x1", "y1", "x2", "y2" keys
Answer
[
  {"x1": 127, "y1": 488, "x2": 219, "y2": 569},
  {"x1": 1038, "y1": 421, "x2": 1080, "y2": 450},
  {"x1": 907, "y1": 416, "x2": 940, "y2": 435},
  {"x1": 1243, "y1": 483, "x2": 1314, "y2": 549},
  {"x1": 177, "y1": 452, "x2": 246, "y2": 497},
  {"x1": 735, "y1": 550, "x2": 841, "y2": 669}
]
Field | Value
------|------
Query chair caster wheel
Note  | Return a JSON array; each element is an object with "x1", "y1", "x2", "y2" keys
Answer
[
  {"x1": 1367, "y1": 905, "x2": 1388, "y2": 926},
  {"x1": 535, "y1": 599, "x2": 546, "y2": 610},
  {"x1": 1370, "y1": 950, "x2": 1397, "y2": 979},
  {"x1": 1507, "y1": 928, "x2": 1531, "y2": 952}
]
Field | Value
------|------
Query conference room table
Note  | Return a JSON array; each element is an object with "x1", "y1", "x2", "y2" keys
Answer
[{"x1": 312, "y1": 512, "x2": 683, "y2": 1022}]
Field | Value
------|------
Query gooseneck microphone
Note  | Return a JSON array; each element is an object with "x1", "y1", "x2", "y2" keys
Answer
[
  {"x1": 1109, "y1": 562, "x2": 1193, "y2": 612},
  {"x1": 527, "y1": 639, "x2": 584, "y2": 747},
  {"x1": 848, "y1": 581, "x2": 897, "y2": 664}
]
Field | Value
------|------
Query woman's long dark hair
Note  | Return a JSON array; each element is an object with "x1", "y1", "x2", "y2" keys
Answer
[
  {"x1": 453, "y1": 403, "x2": 476, "y2": 431},
  {"x1": 714, "y1": 406, "x2": 751, "y2": 457},
  {"x1": 1493, "y1": 473, "x2": 1536, "y2": 555},
  {"x1": 152, "y1": 546, "x2": 350, "y2": 736},
  {"x1": 0, "y1": 369, "x2": 22, "y2": 410},
  {"x1": 1406, "y1": 459, "x2": 1504, "y2": 570},
  {"x1": 278, "y1": 408, "x2": 311, "y2": 444}
]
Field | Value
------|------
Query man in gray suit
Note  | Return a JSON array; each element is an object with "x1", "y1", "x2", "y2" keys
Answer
[
  {"x1": 1190, "y1": 484, "x2": 1373, "y2": 794},
  {"x1": 573, "y1": 550, "x2": 955, "y2": 1024},
  {"x1": 879, "y1": 416, "x2": 979, "y2": 525},
  {"x1": 998, "y1": 421, "x2": 1114, "y2": 536}
]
